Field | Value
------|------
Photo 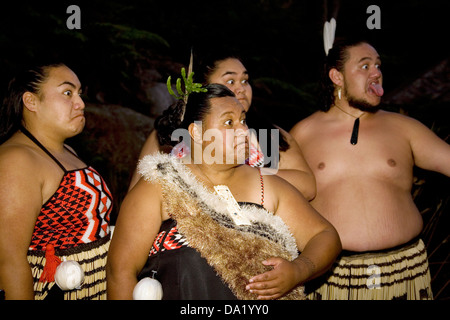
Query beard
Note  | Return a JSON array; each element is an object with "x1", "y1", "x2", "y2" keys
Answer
[{"x1": 346, "y1": 92, "x2": 381, "y2": 113}]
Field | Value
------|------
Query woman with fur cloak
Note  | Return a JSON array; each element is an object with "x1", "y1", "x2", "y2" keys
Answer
[{"x1": 106, "y1": 84, "x2": 341, "y2": 300}]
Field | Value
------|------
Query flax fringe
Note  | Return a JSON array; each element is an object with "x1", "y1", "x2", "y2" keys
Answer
[
  {"x1": 27, "y1": 239, "x2": 110, "y2": 300},
  {"x1": 307, "y1": 239, "x2": 433, "y2": 300}
]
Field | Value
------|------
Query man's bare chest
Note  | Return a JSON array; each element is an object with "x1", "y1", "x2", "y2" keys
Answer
[{"x1": 301, "y1": 123, "x2": 414, "y2": 184}]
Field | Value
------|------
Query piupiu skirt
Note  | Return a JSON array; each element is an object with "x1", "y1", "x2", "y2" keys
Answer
[
  {"x1": 306, "y1": 238, "x2": 433, "y2": 300},
  {"x1": 27, "y1": 235, "x2": 110, "y2": 300}
]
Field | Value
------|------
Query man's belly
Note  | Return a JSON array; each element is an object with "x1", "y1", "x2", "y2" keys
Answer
[{"x1": 311, "y1": 179, "x2": 423, "y2": 252}]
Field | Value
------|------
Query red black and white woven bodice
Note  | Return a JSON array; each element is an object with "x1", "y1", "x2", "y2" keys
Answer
[
  {"x1": 29, "y1": 166, "x2": 112, "y2": 250},
  {"x1": 21, "y1": 127, "x2": 113, "y2": 251}
]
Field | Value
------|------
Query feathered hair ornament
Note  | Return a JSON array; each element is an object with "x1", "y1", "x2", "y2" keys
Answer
[
  {"x1": 323, "y1": 17, "x2": 336, "y2": 56},
  {"x1": 166, "y1": 50, "x2": 207, "y2": 122}
]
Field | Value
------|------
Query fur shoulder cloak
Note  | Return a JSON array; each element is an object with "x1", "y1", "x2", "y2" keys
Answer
[{"x1": 138, "y1": 153, "x2": 305, "y2": 300}]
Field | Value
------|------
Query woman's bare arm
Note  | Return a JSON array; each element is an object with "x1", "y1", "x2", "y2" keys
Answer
[
  {"x1": 246, "y1": 175, "x2": 341, "y2": 299},
  {"x1": 107, "y1": 178, "x2": 165, "y2": 299},
  {"x1": 0, "y1": 148, "x2": 43, "y2": 299}
]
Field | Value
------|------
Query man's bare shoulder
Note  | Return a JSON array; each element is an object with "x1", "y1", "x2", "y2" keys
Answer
[
  {"x1": 376, "y1": 109, "x2": 417, "y2": 121},
  {"x1": 290, "y1": 111, "x2": 326, "y2": 140},
  {"x1": 375, "y1": 109, "x2": 432, "y2": 132}
]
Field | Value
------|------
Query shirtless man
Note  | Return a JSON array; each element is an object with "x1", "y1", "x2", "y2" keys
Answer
[{"x1": 290, "y1": 38, "x2": 450, "y2": 300}]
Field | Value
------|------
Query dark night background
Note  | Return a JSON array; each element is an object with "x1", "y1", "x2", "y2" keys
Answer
[{"x1": 1, "y1": 0, "x2": 448, "y2": 300}]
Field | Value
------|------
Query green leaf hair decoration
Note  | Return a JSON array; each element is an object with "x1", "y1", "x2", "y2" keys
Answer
[
  {"x1": 166, "y1": 51, "x2": 207, "y2": 122},
  {"x1": 166, "y1": 67, "x2": 207, "y2": 103}
]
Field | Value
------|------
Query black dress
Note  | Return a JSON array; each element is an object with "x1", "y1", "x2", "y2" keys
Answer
[{"x1": 138, "y1": 202, "x2": 265, "y2": 300}]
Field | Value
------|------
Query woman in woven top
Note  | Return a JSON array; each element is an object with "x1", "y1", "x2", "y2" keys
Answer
[{"x1": 0, "y1": 63, "x2": 113, "y2": 300}]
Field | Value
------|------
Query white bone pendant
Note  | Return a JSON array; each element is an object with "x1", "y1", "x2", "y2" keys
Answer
[{"x1": 214, "y1": 185, "x2": 251, "y2": 226}]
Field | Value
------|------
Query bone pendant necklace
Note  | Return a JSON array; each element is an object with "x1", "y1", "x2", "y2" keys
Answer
[
  {"x1": 334, "y1": 105, "x2": 365, "y2": 145},
  {"x1": 350, "y1": 117, "x2": 360, "y2": 145},
  {"x1": 195, "y1": 165, "x2": 251, "y2": 226}
]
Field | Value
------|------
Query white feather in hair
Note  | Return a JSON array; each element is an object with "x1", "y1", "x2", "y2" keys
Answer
[{"x1": 323, "y1": 17, "x2": 337, "y2": 56}]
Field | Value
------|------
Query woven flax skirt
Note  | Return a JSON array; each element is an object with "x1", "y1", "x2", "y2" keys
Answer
[
  {"x1": 27, "y1": 236, "x2": 110, "y2": 300},
  {"x1": 307, "y1": 238, "x2": 433, "y2": 300}
]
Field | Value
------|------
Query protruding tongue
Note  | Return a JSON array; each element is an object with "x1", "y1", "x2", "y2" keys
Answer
[{"x1": 369, "y1": 83, "x2": 384, "y2": 97}]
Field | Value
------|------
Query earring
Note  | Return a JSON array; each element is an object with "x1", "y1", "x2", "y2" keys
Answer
[{"x1": 338, "y1": 87, "x2": 342, "y2": 100}]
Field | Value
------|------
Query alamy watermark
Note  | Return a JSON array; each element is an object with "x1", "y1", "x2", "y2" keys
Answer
[
  {"x1": 366, "y1": 264, "x2": 381, "y2": 289},
  {"x1": 171, "y1": 123, "x2": 280, "y2": 173},
  {"x1": 367, "y1": 5, "x2": 381, "y2": 30},
  {"x1": 66, "y1": 5, "x2": 381, "y2": 31},
  {"x1": 66, "y1": 5, "x2": 81, "y2": 30}
]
